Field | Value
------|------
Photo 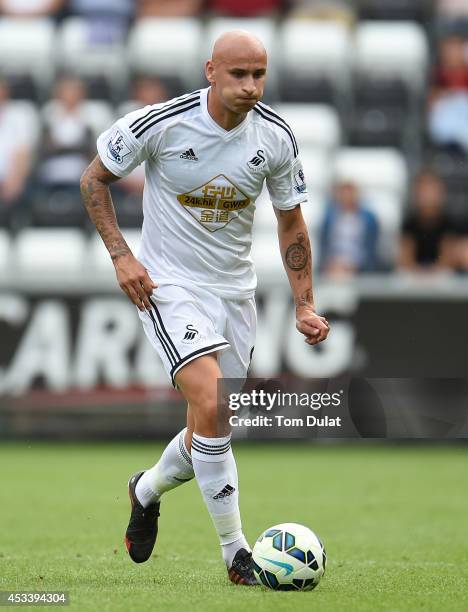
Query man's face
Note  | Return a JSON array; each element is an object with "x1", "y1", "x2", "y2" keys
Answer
[
  {"x1": 414, "y1": 175, "x2": 445, "y2": 219},
  {"x1": 206, "y1": 54, "x2": 267, "y2": 113}
]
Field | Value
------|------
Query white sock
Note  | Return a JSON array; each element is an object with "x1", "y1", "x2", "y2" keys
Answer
[
  {"x1": 191, "y1": 432, "x2": 250, "y2": 568},
  {"x1": 135, "y1": 428, "x2": 194, "y2": 508}
]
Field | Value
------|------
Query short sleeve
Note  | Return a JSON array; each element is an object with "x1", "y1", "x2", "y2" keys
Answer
[
  {"x1": 96, "y1": 115, "x2": 151, "y2": 178},
  {"x1": 266, "y1": 139, "x2": 308, "y2": 210}
]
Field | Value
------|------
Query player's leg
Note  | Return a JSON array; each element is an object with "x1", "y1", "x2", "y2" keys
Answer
[
  {"x1": 175, "y1": 354, "x2": 256, "y2": 585},
  {"x1": 125, "y1": 284, "x2": 230, "y2": 563},
  {"x1": 134, "y1": 428, "x2": 194, "y2": 508},
  {"x1": 126, "y1": 404, "x2": 195, "y2": 563},
  {"x1": 125, "y1": 425, "x2": 194, "y2": 563},
  {"x1": 132, "y1": 402, "x2": 195, "y2": 509}
]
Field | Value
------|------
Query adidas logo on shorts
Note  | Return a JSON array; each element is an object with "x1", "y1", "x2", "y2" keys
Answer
[
  {"x1": 180, "y1": 147, "x2": 198, "y2": 161},
  {"x1": 213, "y1": 484, "x2": 236, "y2": 500}
]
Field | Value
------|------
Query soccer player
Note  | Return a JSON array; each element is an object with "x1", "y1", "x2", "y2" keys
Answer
[{"x1": 80, "y1": 31, "x2": 329, "y2": 585}]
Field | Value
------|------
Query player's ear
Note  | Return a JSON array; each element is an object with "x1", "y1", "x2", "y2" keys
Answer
[{"x1": 205, "y1": 59, "x2": 215, "y2": 84}]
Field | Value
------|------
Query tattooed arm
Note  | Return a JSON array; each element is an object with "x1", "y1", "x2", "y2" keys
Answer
[
  {"x1": 80, "y1": 155, "x2": 156, "y2": 311},
  {"x1": 274, "y1": 205, "x2": 329, "y2": 345}
]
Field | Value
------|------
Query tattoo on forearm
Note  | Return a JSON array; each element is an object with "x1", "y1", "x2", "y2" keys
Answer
[
  {"x1": 295, "y1": 289, "x2": 313, "y2": 308},
  {"x1": 285, "y1": 232, "x2": 308, "y2": 271},
  {"x1": 80, "y1": 157, "x2": 130, "y2": 258}
]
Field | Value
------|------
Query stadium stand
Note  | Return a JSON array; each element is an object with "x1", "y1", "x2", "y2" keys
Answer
[
  {"x1": 0, "y1": 228, "x2": 11, "y2": 273},
  {"x1": 136, "y1": 0, "x2": 204, "y2": 18},
  {"x1": 0, "y1": 17, "x2": 55, "y2": 100},
  {"x1": 88, "y1": 229, "x2": 142, "y2": 272},
  {"x1": 56, "y1": 17, "x2": 128, "y2": 99},
  {"x1": 278, "y1": 21, "x2": 352, "y2": 106},
  {"x1": 275, "y1": 103, "x2": 341, "y2": 150},
  {"x1": 128, "y1": 18, "x2": 205, "y2": 93},
  {"x1": 14, "y1": 228, "x2": 87, "y2": 272},
  {"x1": 1, "y1": 2, "x2": 468, "y2": 278}
]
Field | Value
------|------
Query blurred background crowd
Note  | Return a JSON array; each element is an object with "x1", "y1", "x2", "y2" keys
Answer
[{"x1": 1, "y1": 0, "x2": 468, "y2": 278}]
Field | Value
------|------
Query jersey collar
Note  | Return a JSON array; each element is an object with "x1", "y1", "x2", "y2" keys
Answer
[{"x1": 201, "y1": 87, "x2": 251, "y2": 139}]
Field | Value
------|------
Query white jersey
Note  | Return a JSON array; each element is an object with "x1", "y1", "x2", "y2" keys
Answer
[{"x1": 97, "y1": 87, "x2": 308, "y2": 299}]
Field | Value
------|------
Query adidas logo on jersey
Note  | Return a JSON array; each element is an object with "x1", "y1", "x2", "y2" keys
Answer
[
  {"x1": 213, "y1": 484, "x2": 236, "y2": 500},
  {"x1": 180, "y1": 148, "x2": 198, "y2": 161}
]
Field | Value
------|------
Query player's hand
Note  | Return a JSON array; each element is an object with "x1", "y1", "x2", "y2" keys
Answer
[
  {"x1": 112, "y1": 253, "x2": 158, "y2": 312},
  {"x1": 296, "y1": 305, "x2": 329, "y2": 345}
]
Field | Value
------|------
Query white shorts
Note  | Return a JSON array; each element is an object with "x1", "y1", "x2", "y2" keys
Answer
[{"x1": 138, "y1": 284, "x2": 256, "y2": 387}]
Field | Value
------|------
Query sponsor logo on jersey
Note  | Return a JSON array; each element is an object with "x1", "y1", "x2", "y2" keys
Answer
[
  {"x1": 107, "y1": 129, "x2": 131, "y2": 164},
  {"x1": 177, "y1": 174, "x2": 251, "y2": 232},
  {"x1": 247, "y1": 149, "x2": 266, "y2": 172},
  {"x1": 180, "y1": 148, "x2": 198, "y2": 161},
  {"x1": 181, "y1": 324, "x2": 200, "y2": 344}
]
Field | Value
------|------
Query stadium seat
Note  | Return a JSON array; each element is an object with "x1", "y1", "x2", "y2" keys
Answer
[
  {"x1": 29, "y1": 188, "x2": 87, "y2": 229},
  {"x1": 274, "y1": 104, "x2": 341, "y2": 151},
  {"x1": 56, "y1": 18, "x2": 128, "y2": 98},
  {"x1": 88, "y1": 230, "x2": 142, "y2": 272},
  {"x1": 333, "y1": 148, "x2": 408, "y2": 199},
  {"x1": 358, "y1": 0, "x2": 431, "y2": 23},
  {"x1": 349, "y1": 107, "x2": 406, "y2": 147},
  {"x1": 278, "y1": 21, "x2": 351, "y2": 102},
  {"x1": 355, "y1": 77, "x2": 409, "y2": 110},
  {"x1": 250, "y1": 232, "x2": 285, "y2": 280},
  {"x1": 13, "y1": 229, "x2": 87, "y2": 272},
  {"x1": 128, "y1": 19, "x2": 204, "y2": 92},
  {"x1": 0, "y1": 18, "x2": 55, "y2": 98},
  {"x1": 112, "y1": 189, "x2": 144, "y2": 229},
  {"x1": 0, "y1": 230, "x2": 11, "y2": 274},
  {"x1": 41, "y1": 100, "x2": 115, "y2": 141},
  {"x1": 355, "y1": 22, "x2": 429, "y2": 90},
  {"x1": 300, "y1": 148, "x2": 333, "y2": 194},
  {"x1": 363, "y1": 192, "x2": 403, "y2": 267},
  {"x1": 254, "y1": 190, "x2": 326, "y2": 236}
]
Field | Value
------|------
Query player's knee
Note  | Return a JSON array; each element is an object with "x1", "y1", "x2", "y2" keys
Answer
[{"x1": 190, "y1": 388, "x2": 231, "y2": 436}]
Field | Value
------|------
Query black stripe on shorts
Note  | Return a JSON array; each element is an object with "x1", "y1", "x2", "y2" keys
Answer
[{"x1": 170, "y1": 342, "x2": 230, "y2": 388}]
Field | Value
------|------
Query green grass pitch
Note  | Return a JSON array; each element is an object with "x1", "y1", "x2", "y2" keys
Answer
[{"x1": 0, "y1": 442, "x2": 467, "y2": 611}]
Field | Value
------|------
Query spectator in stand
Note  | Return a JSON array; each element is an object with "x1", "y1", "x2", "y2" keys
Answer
[
  {"x1": 398, "y1": 170, "x2": 457, "y2": 274},
  {"x1": 319, "y1": 180, "x2": 379, "y2": 278},
  {"x1": 0, "y1": 0, "x2": 63, "y2": 16},
  {"x1": 0, "y1": 79, "x2": 36, "y2": 227},
  {"x1": 206, "y1": 0, "x2": 282, "y2": 17},
  {"x1": 437, "y1": 0, "x2": 468, "y2": 35},
  {"x1": 136, "y1": 0, "x2": 203, "y2": 17},
  {"x1": 116, "y1": 77, "x2": 170, "y2": 201},
  {"x1": 286, "y1": 0, "x2": 356, "y2": 27},
  {"x1": 70, "y1": 0, "x2": 134, "y2": 43},
  {"x1": 428, "y1": 34, "x2": 468, "y2": 154},
  {"x1": 120, "y1": 76, "x2": 170, "y2": 115},
  {"x1": 37, "y1": 76, "x2": 94, "y2": 197}
]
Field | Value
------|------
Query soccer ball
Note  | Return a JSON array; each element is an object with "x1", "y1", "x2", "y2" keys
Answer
[{"x1": 252, "y1": 522, "x2": 326, "y2": 591}]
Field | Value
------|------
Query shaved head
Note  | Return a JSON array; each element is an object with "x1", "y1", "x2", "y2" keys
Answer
[
  {"x1": 205, "y1": 30, "x2": 268, "y2": 128},
  {"x1": 211, "y1": 30, "x2": 267, "y2": 65}
]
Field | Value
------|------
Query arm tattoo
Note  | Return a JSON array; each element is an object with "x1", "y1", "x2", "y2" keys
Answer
[
  {"x1": 80, "y1": 157, "x2": 130, "y2": 259},
  {"x1": 295, "y1": 289, "x2": 313, "y2": 308},
  {"x1": 285, "y1": 232, "x2": 308, "y2": 271}
]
